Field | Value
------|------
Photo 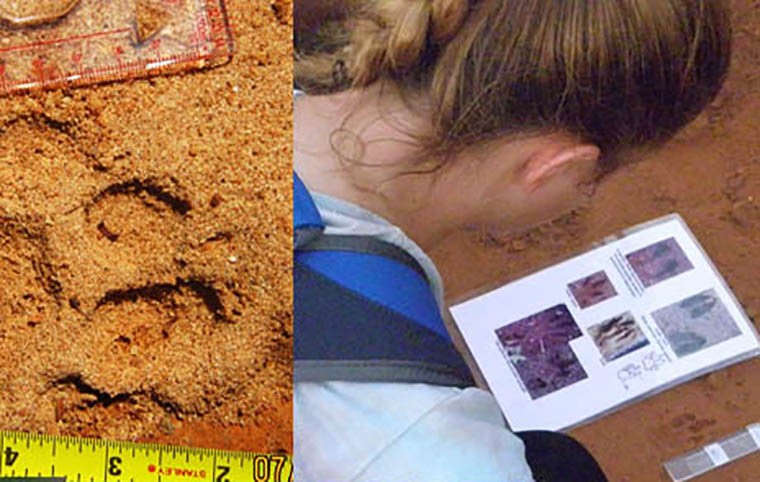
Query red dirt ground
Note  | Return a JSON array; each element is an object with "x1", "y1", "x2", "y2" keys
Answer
[{"x1": 432, "y1": 0, "x2": 759, "y2": 480}]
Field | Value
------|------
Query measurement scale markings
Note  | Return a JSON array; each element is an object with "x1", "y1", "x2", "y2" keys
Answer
[
  {"x1": 0, "y1": 0, "x2": 233, "y2": 95},
  {"x1": 1, "y1": 431, "x2": 293, "y2": 481},
  {"x1": 104, "y1": 445, "x2": 109, "y2": 482},
  {"x1": 3, "y1": 50, "x2": 211, "y2": 92}
]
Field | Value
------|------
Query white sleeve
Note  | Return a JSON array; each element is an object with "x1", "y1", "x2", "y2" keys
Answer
[{"x1": 295, "y1": 381, "x2": 535, "y2": 482}]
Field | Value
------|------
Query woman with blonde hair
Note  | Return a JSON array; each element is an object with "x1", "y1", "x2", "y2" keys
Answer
[{"x1": 294, "y1": 1, "x2": 731, "y2": 480}]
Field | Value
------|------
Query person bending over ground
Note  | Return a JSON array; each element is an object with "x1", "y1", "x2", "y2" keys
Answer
[{"x1": 294, "y1": 1, "x2": 731, "y2": 480}]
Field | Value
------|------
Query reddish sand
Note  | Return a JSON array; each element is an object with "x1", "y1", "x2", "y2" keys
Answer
[
  {"x1": 432, "y1": 0, "x2": 759, "y2": 479},
  {"x1": 0, "y1": 1, "x2": 292, "y2": 453}
]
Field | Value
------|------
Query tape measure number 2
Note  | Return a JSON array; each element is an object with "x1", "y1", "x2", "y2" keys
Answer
[{"x1": 0, "y1": 431, "x2": 292, "y2": 482}]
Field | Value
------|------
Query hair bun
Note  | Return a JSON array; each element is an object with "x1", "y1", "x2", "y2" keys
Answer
[
  {"x1": 386, "y1": 1, "x2": 431, "y2": 72},
  {"x1": 430, "y1": 0, "x2": 468, "y2": 43},
  {"x1": 350, "y1": 0, "x2": 469, "y2": 86}
]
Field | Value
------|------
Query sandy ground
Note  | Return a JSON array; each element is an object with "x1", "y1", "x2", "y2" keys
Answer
[
  {"x1": 432, "y1": 0, "x2": 759, "y2": 479},
  {"x1": 0, "y1": 0, "x2": 293, "y2": 453}
]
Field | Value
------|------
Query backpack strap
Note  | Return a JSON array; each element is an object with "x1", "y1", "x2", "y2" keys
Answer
[
  {"x1": 294, "y1": 172, "x2": 323, "y2": 248},
  {"x1": 293, "y1": 173, "x2": 474, "y2": 387},
  {"x1": 293, "y1": 251, "x2": 472, "y2": 386},
  {"x1": 300, "y1": 234, "x2": 427, "y2": 280}
]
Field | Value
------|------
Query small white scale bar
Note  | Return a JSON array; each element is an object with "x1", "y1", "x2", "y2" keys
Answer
[
  {"x1": 146, "y1": 59, "x2": 178, "y2": 70},
  {"x1": 664, "y1": 423, "x2": 760, "y2": 481}
]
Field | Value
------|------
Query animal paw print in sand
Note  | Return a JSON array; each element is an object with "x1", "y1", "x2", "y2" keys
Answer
[
  {"x1": 51, "y1": 177, "x2": 210, "y2": 312},
  {"x1": 668, "y1": 413, "x2": 718, "y2": 445},
  {"x1": 45, "y1": 177, "x2": 245, "y2": 415},
  {"x1": 91, "y1": 276, "x2": 228, "y2": 369},
  {"x1": 82, "y1": 277, "x2": 231, "y2": 402},
  {"x1": 725, "y1": 166, "x2": 760, "y2": 231}
]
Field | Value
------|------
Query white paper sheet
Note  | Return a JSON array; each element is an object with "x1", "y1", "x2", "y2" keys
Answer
[{"x1": 451, "y1": 214, "x2": 760, "y2": 431}]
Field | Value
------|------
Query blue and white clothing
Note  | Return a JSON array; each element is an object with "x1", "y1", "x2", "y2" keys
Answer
[{"x1": 294, "y1": 186, "x2": 534, "y2": 482}]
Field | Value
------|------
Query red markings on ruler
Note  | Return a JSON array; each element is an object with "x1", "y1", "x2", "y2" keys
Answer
[
  {"x1": 148, "y1": 464, "x2": 207, "y2": 478},
  {"x1": 0, "y1": 0, "x2": 233, "y2": 95}
]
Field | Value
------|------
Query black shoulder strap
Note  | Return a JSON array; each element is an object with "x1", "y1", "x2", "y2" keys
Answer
[
  {"x1": 294, "y1": 259, "x2": 474, "y2": 387},
  {"x1": 295, "y1": 235, "x2": 475, "y2": 387},
  {"x1": 299, "y1": 234, "x2": 427, "y2": 280}
]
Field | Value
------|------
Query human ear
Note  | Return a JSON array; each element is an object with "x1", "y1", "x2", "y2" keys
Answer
[{"x1": 522, "y1": 144, "x2": 601, "y2": 192}]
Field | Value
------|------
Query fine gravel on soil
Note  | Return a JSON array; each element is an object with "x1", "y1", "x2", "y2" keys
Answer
[{"x1": 0, "y1": 1, "x2": 292, "y2": 453}]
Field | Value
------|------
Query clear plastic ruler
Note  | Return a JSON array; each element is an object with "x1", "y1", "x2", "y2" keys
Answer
[
  {"x1": 0, "y1": 0, "x2": 234, "y2": 95},
  {"x1": 664, "y1": 423, "x2": 760, "y2": 481}
]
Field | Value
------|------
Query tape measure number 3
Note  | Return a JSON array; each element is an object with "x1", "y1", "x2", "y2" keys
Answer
[{"x1": 0, "y1": 431, "x2": 292, "y2": 482}]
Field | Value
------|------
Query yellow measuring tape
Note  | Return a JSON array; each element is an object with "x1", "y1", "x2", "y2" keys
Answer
[{"x1": 0, "y1": 431, "x2": 292, "y2": 482}]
